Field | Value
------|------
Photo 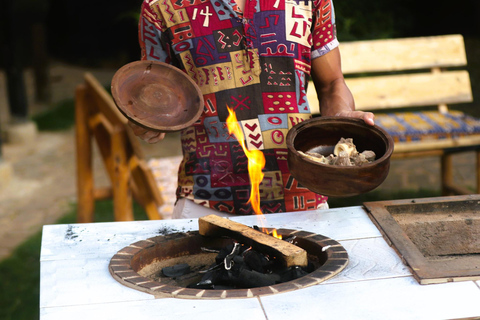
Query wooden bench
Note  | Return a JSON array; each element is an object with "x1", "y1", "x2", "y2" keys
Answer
[
  {"x1": 75, "y1": 73, "x2": 164, "y2": 222},
  {"x1": 308, "y1": 34, "x2": 479, "y2": 195}
]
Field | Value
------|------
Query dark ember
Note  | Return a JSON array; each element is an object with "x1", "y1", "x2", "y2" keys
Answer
[{"x1": 162, "y1": 236, "x2": 314, "y2": 290}]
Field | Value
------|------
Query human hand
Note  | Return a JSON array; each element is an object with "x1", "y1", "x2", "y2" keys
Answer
[
  {"x1": 335, "y1": 110, "x2": 375, "y2": 126},
  {"x1": 127, "y1": 120, "x2": 166, "y2": 144}
]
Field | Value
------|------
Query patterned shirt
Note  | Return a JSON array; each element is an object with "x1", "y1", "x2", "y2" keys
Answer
[{"x1": 139, "y1": 0, "x2": 339, "y2": 215}]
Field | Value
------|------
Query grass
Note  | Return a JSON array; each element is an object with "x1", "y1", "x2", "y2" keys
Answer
[
  {"x1": 0, "y1": 200, "x2": 148, "y2": 320},
  {"x1": 31, "y1": 99, "x2": 76, "y2": 131}
]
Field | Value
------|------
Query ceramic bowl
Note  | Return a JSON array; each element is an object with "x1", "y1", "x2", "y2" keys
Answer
[
  {"x1": 286, "y1": 117, "x2": 394, "y2": 197},
  {"x1": 111, "y1": 60, "x2": 203, "y2": 131}
]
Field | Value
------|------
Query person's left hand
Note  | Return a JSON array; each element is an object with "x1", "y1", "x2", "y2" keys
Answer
[
  {"x1": 127, "y1": 120, "x2": 166, "y2": 143},
  {"x1": 335, "y1": 110, "x2": 375, "y2": 126}
]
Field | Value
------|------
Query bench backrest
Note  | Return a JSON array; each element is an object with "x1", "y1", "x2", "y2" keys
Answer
[{"x1": 307, "y1": 34, "x2": 473, "y2": 113}]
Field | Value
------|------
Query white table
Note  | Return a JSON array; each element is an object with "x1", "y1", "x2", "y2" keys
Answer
[{"x1": 40, "y1": 203, "x2": 480, "y2": 319}]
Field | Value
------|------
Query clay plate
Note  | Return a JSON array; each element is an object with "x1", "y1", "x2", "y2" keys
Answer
[{"x1": 111, "y1": 60, "x2": 204, "y2": 131}]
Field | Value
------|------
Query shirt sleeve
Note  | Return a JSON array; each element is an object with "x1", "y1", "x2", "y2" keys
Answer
[
  {"x1": 311, "y1": 0, "x2": 339, "y2": 59},
  {"x1": 138, "y1": 0, "x2": 171, "y2": 63}
]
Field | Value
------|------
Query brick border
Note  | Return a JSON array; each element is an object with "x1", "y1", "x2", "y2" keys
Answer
[{"x1": 109, "y1": 229, "x2": 348, "y2": 299}]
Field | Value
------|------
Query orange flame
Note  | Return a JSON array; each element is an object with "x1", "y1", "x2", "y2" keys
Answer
[
  {"x1": 226, "y1": 107, "x2": 266, "y2": 216},
  {"x1": 226, "y1": 107, "x2": 282, "y2": 239},
  {"x1": 269, "y1": 229, "x2": 282, "y2": 240}
]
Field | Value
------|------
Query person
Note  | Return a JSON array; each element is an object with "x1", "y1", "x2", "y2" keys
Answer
[{"x1": 132, "y1": 0, "x2": 374, "y2": 218}]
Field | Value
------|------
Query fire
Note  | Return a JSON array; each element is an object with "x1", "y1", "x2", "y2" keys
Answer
[
  {"x1": 270, "y1": 229, "x2": 282, "y2": 240},
  {"x1": 226, "y1": 107, "x2": 281, "y2": 240},
  {"x1": 226, "y1": 107, "x2": 266, "y2": 216}
]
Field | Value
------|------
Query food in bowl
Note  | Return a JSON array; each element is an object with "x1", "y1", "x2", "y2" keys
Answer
[
  {"x1": 298, "y1": 137, "x2": 376, "y2": 166},
  {"x1": 286, "y1": 116, "x2": 394, "y2": 197}
]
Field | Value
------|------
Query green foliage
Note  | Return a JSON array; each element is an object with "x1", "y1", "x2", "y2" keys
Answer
[
  {"x1": 334, "y1": 0, "x2": 415, "y2": 41},
  {"x1": 32, "y1": 99, "x2": 75, "y2": 131},
  {"x1": 0, "y1": 231, "x2": 42, "y2": 320}
]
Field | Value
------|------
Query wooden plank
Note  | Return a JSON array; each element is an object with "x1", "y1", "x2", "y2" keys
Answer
[
  {"x1": 84, "y1": 73, "x2": 128, "y2": 127},
  {"x1": 340, "y1": 34, "x2": 467, "y2": 74},
  {"x1": 393, "y1": 134, "x2": 480, "y2": 153},
  {"x1": 307, "y1": 71, "x2": 472, "y2": 112},
  {"x1": 198, "y1": 214, "x2": 308, "y2": 267}
]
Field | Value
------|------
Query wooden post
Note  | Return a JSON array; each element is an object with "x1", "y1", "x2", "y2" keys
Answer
[
  {"x1": 441, "y1": 153, "x2": 455, "y2": 196},
  {"x1": 111, "y1": 129, "x2": 134, "y2": 221},
  {"x1": 75, "y1": 85, "x2": 95, "y2": 223},
  {"x1": 477, "y1": 150, "x2": 480, "y2": 194}
]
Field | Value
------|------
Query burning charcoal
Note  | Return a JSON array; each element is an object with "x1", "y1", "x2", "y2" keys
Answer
[
  {"x1": 190, "y1": 269, "x2": 216, "y2": 289},
  {"x1": 198, "y1": 262, "x2": 223, "y2": 274},
  {"x1": 162, "y1": 263, "x2": 191, "y2": 278},
  {"x1": 243, "y1": 249, "x2": 271, "y2": 273},
  {"x1": 283, "y1": 235, "x2": 297, "y2": 243},
  {"x1": 279, "y1": 266, "x2": 309, "y2": 283},
  {"x1": 224, "y1": 243, "x2": 241, "y2": 270},
  {"x1": 236, "y1": 269, "x2": 280, "y2": 288},
  {"x1": 215, "y1": 243, "x2": 239, "y2": 265}
]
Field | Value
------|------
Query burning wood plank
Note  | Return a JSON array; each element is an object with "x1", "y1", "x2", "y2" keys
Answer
[{"x1": 198, "y1": 214, "x2": 308, "y2": 267}]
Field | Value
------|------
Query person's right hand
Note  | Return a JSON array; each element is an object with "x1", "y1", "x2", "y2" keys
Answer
[{"x1": 127, "y1": 120, "x2": 166, "y2": 144}]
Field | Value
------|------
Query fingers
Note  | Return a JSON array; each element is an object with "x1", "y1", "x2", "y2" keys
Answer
[
  {"x1": 127, "y1": 121, "x2": 166, "y2": 143},
  {"x1": 335, "y1": 110, "x2": 375, "y2": 126},
  {"x1": 362, "y1": 112, "x2": 375, "y2": 126},
  {"x1": 145, "y1": 132, "x2": 166, "y2": 144}
]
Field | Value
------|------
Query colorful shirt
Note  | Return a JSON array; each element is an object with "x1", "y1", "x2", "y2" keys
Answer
[{"x1": 139, "y1": 0, "x2": 338, "y2": 215}]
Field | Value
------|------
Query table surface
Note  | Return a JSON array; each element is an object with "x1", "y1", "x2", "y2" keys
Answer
[{"x1": 40, "y1": 203, "x2": 480, "y2": 320}]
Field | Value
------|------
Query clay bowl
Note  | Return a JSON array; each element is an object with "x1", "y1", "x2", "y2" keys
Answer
[
  {"x1": 286, "y1": 117, "x2": 394, "y2": 197},
  {"x1": 111, "y1": 60, "x2": 204, "y2": 131}
]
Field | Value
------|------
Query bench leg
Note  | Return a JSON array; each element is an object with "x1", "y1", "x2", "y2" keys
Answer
[
  {"x1": 441, "y1": 153, "x2": 454, "y2": 196},
  {"x1": 441, "y1": 152, "x2": 476, "y2": 195},
  {"x1": 111, "y1": 131, "x2": 134, "y2": 221},
  {"x1": 75, "y1": 85, "x2": 95, "y2": 223},
  {"x1": 477, "y1": 150, "x2": 480, "y2": 194}
]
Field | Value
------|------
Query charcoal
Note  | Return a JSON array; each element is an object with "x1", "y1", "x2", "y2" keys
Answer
[
  {"x1": 215, "y1": 243, "x2": 239, "y2": 264},
  {"x1": 236, "y1": 269, "x2": 279, "y2": 287},
  {"x1": 243, "y1": 249, "x2": 271, "y2": 272},
  {"x1": 189, "y1": 264, "x2": 221, "y2": 289},
  {"x1": 189, "y1": 235, "x2": 311, "y2": 290},
  {"x1": 279, "y1": 266, "x2": 309, "y2": 282},
  {"x1": 162, "y1": 263, "x2": 191, "y2": 278}
]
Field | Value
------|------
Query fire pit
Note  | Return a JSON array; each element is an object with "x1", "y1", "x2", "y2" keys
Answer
[{"x1": 109, "y1": 227, "x2": 348, "y2": 299}]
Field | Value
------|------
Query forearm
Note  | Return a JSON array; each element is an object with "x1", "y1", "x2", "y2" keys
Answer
[
  {"x1": 317, "y1": 77, "x2": 355, "y2": 117},
  {"x1": 311, "y1": 48, "x2": 374, "y2": 126}
]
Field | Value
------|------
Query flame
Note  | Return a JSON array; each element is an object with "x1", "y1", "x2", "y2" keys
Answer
[
  {"x1": 226, "y1": 107, "x2": 282, "y2": 239},
  {"x1": 269, "y1": 229, "x2": 282, "y2": 240},
  {"x1": 226, "y1": 107, "x2": 266, "y2": 216}
]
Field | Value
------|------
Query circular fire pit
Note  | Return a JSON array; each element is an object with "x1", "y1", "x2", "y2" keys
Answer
[{"x1": 109, "y1": 228, "x2": 348, "y2": 299}]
